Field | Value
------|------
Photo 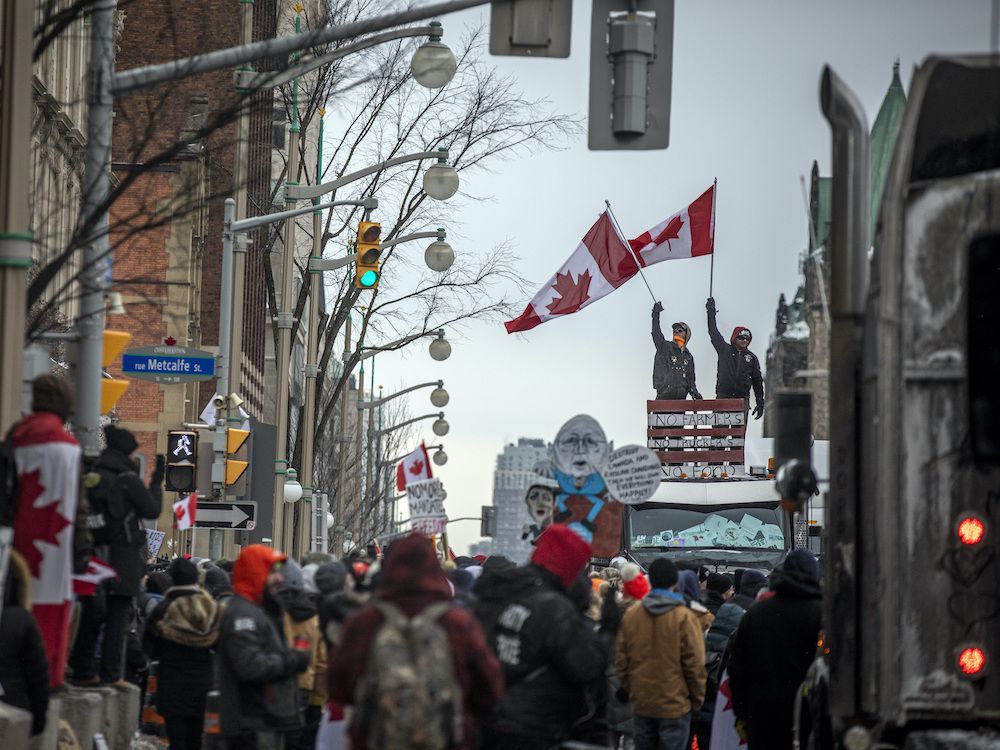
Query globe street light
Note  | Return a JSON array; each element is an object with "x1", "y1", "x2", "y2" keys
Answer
[
  {"x1": 284, "y1": 467, "x2": 303, "y2": 504},
  {"x1": 433, "y1": 417, "x2": 450, "y2": 436},
  {"x1": 410, "y1": 22, "x2": 458, "y2": 89},
  {"x1": 430, "y1": 386, "x2": 449, "y2": 407},
  {"x1": 429, "y1": 330, "x2": 452, "y2": 361},
  {"x1": 432, "y1": 447, "x2": 448, "y2": 466},
  {"x1": 424, "y1": 231, "x2": 455, "y2": 273},
  {"x1": 422, "y1": 148, "x2": 460, "y2": 200}
]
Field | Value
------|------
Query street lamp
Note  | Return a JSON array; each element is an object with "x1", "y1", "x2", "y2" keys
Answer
[
  {"x1": 422, "y1": 148, "x2": 460, "y2": 200},
  {"x1": 432, "y1": 447, "x2": 448, "y2": 466},
  {"x1": 433, "y1": 417, "x2": 450, "y2": 436},
  {"x1": 430, "y1": 385, "x2": 449, "y2": 407},
  {"x1": 410, "y1": 22, "x2": 458, "y2": 89},
  {"x1": 424, "y1": 229, "x2": 455, "y2": 273},
  {"x1": 429, "y1": 330, "x2": 452, "y2": 361},
  {"x1": 284, "y1": 467, "x2": 303, "y2": 504}
]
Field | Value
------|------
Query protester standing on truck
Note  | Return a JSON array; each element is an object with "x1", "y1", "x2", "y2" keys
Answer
[
  {"x1": 652, "y1": 302, "x2": 702, "y2": 400},
  {"x1": 706, "y1": 297, "x2": 765, "y2": 419}
]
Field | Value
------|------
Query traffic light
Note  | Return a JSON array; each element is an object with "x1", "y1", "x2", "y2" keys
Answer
[
  {"x1": 225, "y1": 427, "x2": 249, "y2": 486},
  {"x1": 101, "y1": 330, "x2": 131, "y2": 413},
  {"x1": 354, "y1": 221, "x2": 381, "y2": 289},
  {"x1": 481, "y1": 506, "x2": 497, "y2": 537},
  {"x1": 165, "y1": 430, "x2": 198, "y2": 492}
]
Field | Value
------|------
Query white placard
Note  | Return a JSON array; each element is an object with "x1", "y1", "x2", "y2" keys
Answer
[
  {"x1": 408, "y1": 478, "x2": 447, "y2": 535},
  {"x1": 602, "y1": 444, "x2": 661, "y2": 505},
  {"x1": 145, "y1": 529, "x2": 166, "y2": 558}
]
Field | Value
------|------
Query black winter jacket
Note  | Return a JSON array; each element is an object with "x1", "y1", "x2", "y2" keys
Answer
[
  {"x1": 92, "y1": 447, "x2": 162, "y2": 596},
  {"x1": 652, "y1": 313, "x2": 701, "y2": 400},
  {"x1": 473, "y1": 564, "x2": 613, "y2": 742},
  {"x1": 727, "y1": 571, "x2": 821, "y2": 750},
  {"x1": 0, "y1": 607, "x2": 49, "y2": 734},
  {"x1": 216, "y1": 593, "x2": 305, "y2": 737},
  {"x1": 144, "y1": 586, "x2": 220, "y2": 718},
  {"x1": 707, "y1": 308, "x2": 764, "y2": 404}
]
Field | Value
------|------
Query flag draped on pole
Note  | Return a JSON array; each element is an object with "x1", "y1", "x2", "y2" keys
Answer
[
  {"x1": 173, "y1": 492, "x2": 197, "y2": 531},
  {"x1": 11, "y1": 412, "x2": 81, "y2": 688},
  {"x1": 505, "y1": 211, "x2": 637, "y2": 334},
  {"x1": 628, "y1": 184, "x2": 716, "y2": 266},
  {"x1": 396, "y1": 443, "x2": 433, "y2": 492}
]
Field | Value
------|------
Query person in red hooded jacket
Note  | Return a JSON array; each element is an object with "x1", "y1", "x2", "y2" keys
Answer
[
  {"x1": 327, "y1": 532, "x2": 503, "y2": 750},
  {"x1": 216, "y1": 545, "x2": 310, "y2": 747},
  {"x1": 706, "y1": 297, "x2": 765, "y2": 419}
]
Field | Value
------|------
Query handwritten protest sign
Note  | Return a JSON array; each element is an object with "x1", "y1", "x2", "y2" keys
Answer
[
  {"x1": 603, "y1": 444, "x2": 661, "y2": 505},
  {"x1": 408, "y1": 478, "x2": 448, "y2": 535},
  {"x1": 145, "y1": 529, "x2": 166, "y2": 558}
]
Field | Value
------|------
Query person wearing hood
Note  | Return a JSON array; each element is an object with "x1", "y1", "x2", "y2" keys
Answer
[
  {"x1": 69, "y1": 424, "x2": 162, "y2": 687},
  {"x1": 328, "y1": 533, "x2": 503, "y2": 750},
  {"x1": 217, "y1": 545, "x2": 311, "y2": 744},
  {"x1": 652, "y1": 302, "x2": 702, "y2": 401},
  {"x1": 703, "y1": 572, "x2": 734, "y2": 615},
  {"x1": 727, "y1": 550, "x2": 821, "y2": 749},
  {"x1": 474, "y1": 524, "x2": 619, "y2": 749},
  {"x1": 615, "y1": 558, "x2": 706, "y2": 750},
  {"x1": 0, "y1": 549, "x2": 50, "y2": 735},
  {"x1": 144, "y1": 557, "x2": 220, "y2": 750},
  {"x1": 277, "y1": 559, "x2": 326, "y2": 750},
  {"x1": 706, "y1": 297, "x2": 765, "y2": 419},
  {"x1": 677, "y1": 569, "x2": 714, "y2": 633}
]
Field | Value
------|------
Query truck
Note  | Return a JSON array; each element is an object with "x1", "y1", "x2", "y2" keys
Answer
[{"x1": 795, "y1": 55, "x2": 1000, "y2": 748}]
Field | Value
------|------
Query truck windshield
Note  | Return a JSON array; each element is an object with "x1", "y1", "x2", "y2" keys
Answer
[{"x1": 628, "y1": 502, "x2": 786, "y2": 550}]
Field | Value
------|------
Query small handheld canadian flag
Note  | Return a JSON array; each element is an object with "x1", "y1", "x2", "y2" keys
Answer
[
  {"x1": 396, "y1": 443, "x2": 433, "y2": 492},
  {"x1": 72, "y1": 557, "x2": 118, "y2": 596},
  {"x1": 173, "y1": 492, "x2": 197, "y2": 531}
]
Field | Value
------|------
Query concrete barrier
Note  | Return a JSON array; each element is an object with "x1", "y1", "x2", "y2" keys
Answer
[
  {"x1": 60, "y1": 688, "x2": 103, "y2": 749},
  {"x1": 28, "y1": 695, "x2": 61, "y2": 750},
  {"x1": 109, "y1": 683, "x2": 140, "y2": 749},
  {"x1": 0, "y1": 701, "x2": 33, "y2": 749}
]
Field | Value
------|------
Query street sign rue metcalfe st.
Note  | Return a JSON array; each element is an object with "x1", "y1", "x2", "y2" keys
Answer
[
  {"x1": 195, "y1": 501, "x2": 257, "y2": 530},
  {"x1": 122, "y1": 345, "x2": 216, "y2": 384}
]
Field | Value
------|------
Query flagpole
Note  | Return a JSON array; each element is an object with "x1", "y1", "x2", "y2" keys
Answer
[
  {"x1": 709, "y1": 177, "x2": 717, "y2": 298},
  {"x1": 605, "y1": 199, "x2": 657, "y2": 303}
]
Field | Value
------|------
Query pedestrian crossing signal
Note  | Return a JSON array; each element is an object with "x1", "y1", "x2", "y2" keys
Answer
[
  {"x1": 165, "y1": 430, "x2": 198, "y2": 492},
  {"x1": 354, "y1": 221, "x2": 381, "y2": 289},
  {"x1": 225, "y1": 428, "x2": 250, "y2": 485}
]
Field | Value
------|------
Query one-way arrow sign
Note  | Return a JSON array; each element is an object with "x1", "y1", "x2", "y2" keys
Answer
[{"x1": 195, "y1": 501, "x2": 256, "y2": 530}]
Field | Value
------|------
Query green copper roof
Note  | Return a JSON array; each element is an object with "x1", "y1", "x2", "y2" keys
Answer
[{"x1": 869, "y1": 61, "x2": 907, "y2": 240}]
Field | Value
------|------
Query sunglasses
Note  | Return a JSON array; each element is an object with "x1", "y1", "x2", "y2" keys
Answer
[
  {"x1": 736, "y1": 334, "x2": 750, "y2": 341},
  {"x1": 672, "y1": 325, "x2": 686, "y2": 332}
]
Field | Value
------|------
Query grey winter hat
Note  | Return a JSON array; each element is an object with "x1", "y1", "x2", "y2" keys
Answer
[
  {"x1": 278, "y1": 558, "x2": 305, "y2": 592},
  {"x1": 671, "y1": 321, "x2": 692, "y2": 343},
  {"x1": 314, "y1": 561, "x2": 348, "y2": 595}
]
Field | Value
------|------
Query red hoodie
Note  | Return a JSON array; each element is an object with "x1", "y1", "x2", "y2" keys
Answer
[
  {"x1": 328, "y1": 533, "x2": 503, "y2": 750},
  {"x1": 232, "y1": 545, "x2": 286, "y2": 604}
]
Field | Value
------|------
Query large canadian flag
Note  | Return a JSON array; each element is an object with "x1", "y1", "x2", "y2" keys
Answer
[
  {"x1": 505, "y1": 211, "x2": 637, "y2": 333},
  {"x1": 396, "y1": 443, "x2": 433, "y2": 492},
  {"x1": 628, "y1": 183, "x2": 715, "y2": 266}
]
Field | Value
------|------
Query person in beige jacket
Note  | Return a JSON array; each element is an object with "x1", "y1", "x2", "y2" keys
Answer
[{"x1": 615, "y1": 558, "x2": 706, "y2": 750}]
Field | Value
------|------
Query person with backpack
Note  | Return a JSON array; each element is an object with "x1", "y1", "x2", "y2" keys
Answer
[
  {"x1": 473, "y1": 524, "x2": 620, "y2": 750},
  {"x1": 6, "y1": 374, "x2": 82, "y2": 689},
  {"x1": 217, "y1": 544, "x2": 311, "y2": 747},
  {"x1": 327, "y1": 532, "x2": 503, "y2": 750},
  {"x1": 68, "y1": 425, "x2": 162, "y2": 686}
]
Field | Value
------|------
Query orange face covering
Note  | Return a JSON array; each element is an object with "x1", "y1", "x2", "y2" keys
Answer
[{"x1": 673, "y1": 335, "x2": 686, "y2": 347}]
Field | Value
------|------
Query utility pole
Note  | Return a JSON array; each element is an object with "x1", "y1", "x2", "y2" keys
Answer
[
  {"x1": 0, "y1": 0, "x2": 34, "y2": 429},
  {"x1": 354, "y1": 362, "x2": 365, "y2": 547},
  {"x1": 76, "y1": 0, "x2": 117, "y2": 457},
  {"x1": 333, "y1": 315, "x2": 351, "y2": 556}
]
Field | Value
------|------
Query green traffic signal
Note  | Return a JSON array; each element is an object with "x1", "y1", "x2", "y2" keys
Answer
[{"x1": 359, "y1": 269, "x2": 379, "y2": 287}]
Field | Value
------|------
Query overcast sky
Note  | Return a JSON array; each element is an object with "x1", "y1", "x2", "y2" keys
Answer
[{"x1": 367, "y1": 0, "x2": 996, "y2": 553}]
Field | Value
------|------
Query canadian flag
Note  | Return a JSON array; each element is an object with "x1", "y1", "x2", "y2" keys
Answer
[
  {"x1": 396, "y1": 443, "x2": 433, "y2": 492},
  {"x1": 505, "y1": 211, "x2": 637, "y2": 333},
  {"x1": 173, "y1": 492, "x2": 197, "y2": 531},
  {"x1": 628, "y1": 183, "x2": 716, "y2": 267},
  {"x1": 72, "y1": 556, "x2": 119, "y2": 597}
]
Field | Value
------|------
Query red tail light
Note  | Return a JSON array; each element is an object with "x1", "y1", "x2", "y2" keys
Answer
[
  {"x1": 956, "y1": 512, "x2": 987, "y2": 546},
  {"x1": 957, "y1": 644, "x2": 988, "y2": 678}
]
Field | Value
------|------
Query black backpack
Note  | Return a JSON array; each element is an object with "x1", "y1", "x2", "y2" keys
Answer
[
  {"x1": 0, "y1": 430, "x2": 18, "y2": 528},
  {"x1": 85, "y1": 468, "x2": 130, "y2": 545}
]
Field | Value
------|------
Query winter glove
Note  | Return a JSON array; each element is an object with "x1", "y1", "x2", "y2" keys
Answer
[
  {"x1": 706, "y1": 297, "x2": 716, "y2": 313},
  {"x1": 287, "y1": 648, "x2": 311, "y2": 674},
  {"x1": 599, "y1": 586, "x2": 621, "y2": 634},
  {"x1": 614, "y1": 686, "x2": 630, "y2": 704},
  {"x1": 151, "y1": 454, "x2": 165, "y2": 485},
  {"x1": 652, "y1": 301, "x2": 664, "y2": 315},
  {"x1": 752, "y1": 403, "x2": 765, "y2": 420},
  {"x1": 691, "y1": 390, "x2": 703, "y2": 400}
]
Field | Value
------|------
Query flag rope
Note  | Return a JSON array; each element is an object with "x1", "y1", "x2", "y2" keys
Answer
[{"x1": 605, "y1": 199, "x2": 657, "y2": 303}]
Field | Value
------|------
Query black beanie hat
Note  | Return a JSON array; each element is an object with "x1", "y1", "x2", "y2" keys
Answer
[
  {"x1": 707, "y1": 572, "x2": 735, "y2": 595},
  {"x1": 169, "y1": 557, "x2": 200, "y2": 587},
  {"x1": 104, "y1": 424, "x2": 139, "y2": 456},
  {"x1": 648, "y1": 557, "x2": 679, "y2": 589}
]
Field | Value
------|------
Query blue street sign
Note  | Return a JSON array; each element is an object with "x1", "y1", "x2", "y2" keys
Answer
[{"x1": 122, "y1": 345, "x2": 216, "y2": 384}]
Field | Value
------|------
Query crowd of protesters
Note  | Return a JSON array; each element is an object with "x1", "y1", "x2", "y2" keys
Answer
[{"x1": 0, "y1": 375, "x2": 822, "y2": 750}]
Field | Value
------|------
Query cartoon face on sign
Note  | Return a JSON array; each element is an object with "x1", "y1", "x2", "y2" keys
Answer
[
  {"x1": 525, "y1": 485, "x2": 555, "y2": 524},
  {"x1": 552, "y1": 414, "x2": 612, "y2": 483}
]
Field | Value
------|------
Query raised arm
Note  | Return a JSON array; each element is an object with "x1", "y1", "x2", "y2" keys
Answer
[
  {"x1": 651, "y1": 301, "x2": 667, "y2": 351},
  {"x1": 706, "y1": 297, "x2": 727, "y2": 353}
]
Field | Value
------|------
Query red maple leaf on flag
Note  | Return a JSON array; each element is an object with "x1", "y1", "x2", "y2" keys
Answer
[
  {"x1": 653, "y1": 215, "x2": 684, "y2": 252},
  {"x1": 546, "y1": 270, "x2": 592, "y2": 316},
  {"x1": 13, "y1": 469, "x2": 71, "y2": 579},
  {"x1": 409, "y1": 459, "x2": 425, "y2": 476},
  {"x1": 176, "y1": 505, "x2": 187, "y2": 521}
]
